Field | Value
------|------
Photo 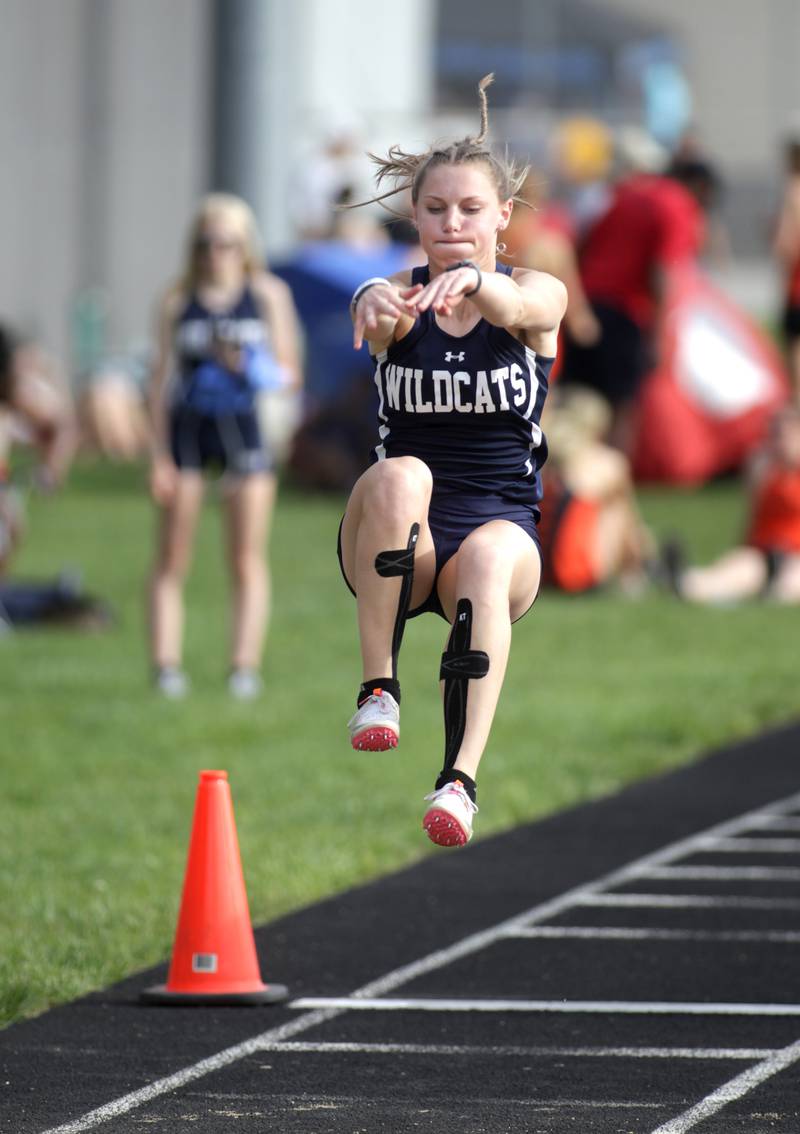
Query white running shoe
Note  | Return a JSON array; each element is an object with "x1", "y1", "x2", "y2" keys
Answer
[
  {"x1": 347, "y1": 688, "x2": 400, "y2": 751},
  {"x1": 423, "y1": 780, "x2": 478, "y2": 847},
  {"x1": 228, "y1": 668, "x2": 263, "y2": 701},
  {"x1": 155, "y1": 666, "x2": 190, "y2": 700}
]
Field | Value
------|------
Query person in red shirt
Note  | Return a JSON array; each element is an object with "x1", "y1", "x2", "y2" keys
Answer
[
  {"x1": 665, "y1": 404, "x2": 800, "y2": 604},
  {"x1": 501, "y1": 172, "x2": 600, "y2": 380},
  {"x1": 560, "y1": 127, "x2": 703, "y2": 451}
]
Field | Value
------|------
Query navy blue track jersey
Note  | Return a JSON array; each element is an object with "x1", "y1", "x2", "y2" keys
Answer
[
  {"x1": 173, "y1": 284, "x2": 269, "y2": 414},
  {"x1": 369, "y1": 264, "x2": 552, "y2": 507}
]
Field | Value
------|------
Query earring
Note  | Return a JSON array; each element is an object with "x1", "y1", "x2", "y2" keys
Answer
[{"x1": 496, "y1": 241, "x2": 507, "y2": 255}]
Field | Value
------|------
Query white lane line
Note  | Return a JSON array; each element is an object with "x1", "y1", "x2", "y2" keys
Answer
[
  {"x1": 39, "y1": 788, "x2": 800, "y2": 1133},
  {"x1": 697, "y1": 836, "x2": 800, "y2": 853},
  {"x1": 508, "y1": 926, "x2": 800, "y2": 944},
  {"x1": 749, "y1": 817, "x2": 800, "y2": 833},
  {"x1": 641, "y1": 865, "x2": 800, "y2": 881},
  {"x1": 579, "y1": 893, "x2": 800, "y2": 910},
  {"x1": 38, "y1": 1009, "x2": 339, "y2": 1134},
  {"x1": 649, "y1": 1037, "x2": 800, "y2": 1133},
  {"x1": 264, "y1": 1040, "x2": 775, "y2": 1061},
  {"x1": 291, "y1": 996, "x2": 800, "y2": 1018}
]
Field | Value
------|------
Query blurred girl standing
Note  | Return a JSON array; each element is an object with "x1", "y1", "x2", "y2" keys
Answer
[{"x1": 147, "y1": 193, "x2": 302, "y2": 698}]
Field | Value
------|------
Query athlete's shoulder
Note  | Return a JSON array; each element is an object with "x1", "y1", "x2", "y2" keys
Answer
[
  {"x1": 160, "y1": 282, "x2": 190, "y2": 324},
  {"x1": 250, "y1": 269, "x2": 293, "y2": 307},
  {"x1": 509, "y1": 264, "x2": 566, "y2": 291}
]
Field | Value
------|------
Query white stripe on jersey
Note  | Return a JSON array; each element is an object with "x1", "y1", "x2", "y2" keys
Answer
[
  {"x1": 523, "y1": 345, "x2": 543, "y2": 476},
  {"x1": 373, "y1": 350, "x2": 389, "y2": 461}
]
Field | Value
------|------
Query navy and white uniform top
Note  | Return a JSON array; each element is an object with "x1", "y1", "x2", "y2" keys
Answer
[
  {"x1": 172, "y1": 284, "x2": 269, "y2": 414},
  {"x1": 370, "y1": 264, "x2": 552, "y2": 508}
]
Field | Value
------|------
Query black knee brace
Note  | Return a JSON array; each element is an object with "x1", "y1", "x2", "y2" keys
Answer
[
  {"x1": 439, "y1": 598, "x2": 489, "y2": 772},
  {"x1": 374, "y1": 522, "x2": 419, "y2": 680}
]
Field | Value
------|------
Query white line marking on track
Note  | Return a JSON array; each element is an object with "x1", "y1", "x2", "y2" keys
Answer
[
  {"x1": 262, "y1": 1040, "x2": 776, "y2": 1061},
  {"x1": 749, "y1": 816, "x2": 800, "y2": 832},
  {"x1": 291, "y1": 996, "x2": 800, "y2": 1017},
  {"x1": 508, "y1": 926, "x2": 800, "y2": 944},
  {"x1": 38, "y1": 1010, "x2": 340, "y2": 1134},
  {"x1": 698, "y1": 836, "x2": 800, "y2": 853},
  {"x1": 38, "y1": 788, "x2": 800, "y2": 1133},
  {"x1": 580, "y1": 892, "x2": 800, "y2": 909},
  {"x1": 641, "y1": 864, "x2": 800, "y2": 881},
  {"x1": 649, "y1": 1037, "x2": 800, "y2": 1133}
]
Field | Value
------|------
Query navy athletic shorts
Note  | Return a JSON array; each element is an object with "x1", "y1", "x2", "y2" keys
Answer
[
  {"x1": 560, "y1": 301, "x2": 650, "y2": 406},
  {"x1": 169, "y1": 404, "x2": 272, "y2": 475},
  {"x1": 337, "y1": 489, "x2": 541, "y2": 623}
]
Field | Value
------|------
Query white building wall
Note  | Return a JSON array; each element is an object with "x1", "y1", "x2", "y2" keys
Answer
[
  {"x1": 0, "y1": 0, "x2": 210, "y2": 365},
  {"x1": 0, "y1": 0, "x2": 435, "y2": 366},
  {"x1": 0, "y1": 0, "x2": 84, "y2": 355},
  {"x1": 256, "y1": 0, "x2": 436, "y2": 255},
  {"x1": 102, "y1": 0, "x2": 211, "y2": 356}
]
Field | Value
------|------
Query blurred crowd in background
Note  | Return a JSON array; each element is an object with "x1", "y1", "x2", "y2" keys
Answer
[{"x1": 3, "y1": 70, "x2": 800, "y2": 638}]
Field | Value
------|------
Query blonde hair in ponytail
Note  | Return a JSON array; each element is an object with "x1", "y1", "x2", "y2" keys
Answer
[{"x1": 353, "y1": 75, "x2": 529, "y2": 216}]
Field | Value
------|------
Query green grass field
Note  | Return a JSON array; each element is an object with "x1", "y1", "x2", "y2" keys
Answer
[{"x1": 1, "y1": 460, "x2": 798, "y2": 1028}]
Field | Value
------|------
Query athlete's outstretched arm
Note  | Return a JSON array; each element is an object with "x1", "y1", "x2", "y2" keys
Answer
[
  {"x1": 351, "y1": 275, "x2": 417, "y2": 352},
  {"x1": 406, "y1": 265, "x2": 567, "y2": 336}
]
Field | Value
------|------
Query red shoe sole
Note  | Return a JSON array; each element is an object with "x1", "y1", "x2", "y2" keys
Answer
[
  {"x1": 351, "y1": 727, "x2": 398, "y2": 751},
  {"x1": 423, "y1": 807, "x2": 469, "y2": 847}
]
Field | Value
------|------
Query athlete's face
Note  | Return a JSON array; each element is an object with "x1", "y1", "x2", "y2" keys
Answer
[
  {"x1": 195, "y1": 218, "x2": 246, "y2": 284},
  {"x1": 413, "y1": 163, "x2": 512, "y2": 269}
]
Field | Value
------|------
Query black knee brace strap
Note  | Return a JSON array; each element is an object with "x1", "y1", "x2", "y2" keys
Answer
[
  {"x1": 374, "y1": 522, "x2": 419, "y2": 680},
  {"x1": 439, "y1": 598, "x2": 489, "y2": 772}
]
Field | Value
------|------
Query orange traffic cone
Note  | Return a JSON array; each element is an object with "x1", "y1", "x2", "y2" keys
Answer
[{"x1": 142, "y1": 770, "x2": 288, "y2": 1005}]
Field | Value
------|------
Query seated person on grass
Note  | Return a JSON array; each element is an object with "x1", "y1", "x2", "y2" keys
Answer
[
  {"x1": 0, "y1": 322, "x2": 108, "y2": 630},
  {"x1": 0, "y1": 322, "x2": 77, "y2": 575},
  {"x1": 537, "y1": 384, "x2": 656, "y2": 595},
  {"x1": 665, "y1": 404, "x2": 800, "y2": 605}
]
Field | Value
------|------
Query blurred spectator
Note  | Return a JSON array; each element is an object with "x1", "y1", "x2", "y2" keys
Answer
[
  {"x1": 0, "y1": 323, "x2": 77, "y2": 574},
  {"x1": 538, "y1": 385, "x2": 655, "y2": 595},
  {"x1": 772, "y1": 125, "x2": 800, "y2": 401},
  {"x1": 664, "y1": 404, "x2": 800, "y2": 604},
  {"x1": 146, "y1": 192, "x2": 302, "y2": 699},
  {"x1": 559, "y1": 125, "x2": 704, "y2": 452},
  {"x1": 287, "y1": 366, "x2": 376, "y2": 492},
  {"x1": 667, "y1": 148, "x2": 730, "y2": 268},
  {"x1": 551, "y1": 115, "x2": 615, "y2": 235},
  {"x1": 79, "y1": 349, "x2": 151, "y2": 461},
  {"x1": 503, "y1": 171, "x2": 600, "y2": 358},
  {"x1": 0, "y1": 322, "x2": 111, "y2": 631},
  {"x1": 290, "y1": 114, "x2": 374, "y2": 243},
  {"x1": 328, "y1": 184, "x2": 391, "y2": 251}
]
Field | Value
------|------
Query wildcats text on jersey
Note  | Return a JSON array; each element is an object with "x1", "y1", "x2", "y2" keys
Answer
[{"x1": 381, "y1": 362, "x2": 531, "y2": 415}]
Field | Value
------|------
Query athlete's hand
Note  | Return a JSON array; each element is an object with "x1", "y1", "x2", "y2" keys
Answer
[
  {"x1": 352, "y1": 284, "x2": 420, "y2": 350},
  {"x1": 149, "y1": 454, "x2": 178, "y2": 507},
  {"x1": 212, "y1": 337, "x2": 244, "y2": 374},
  {"x1": 404, "y1": 265, "x2": 481, "y2": 317}
]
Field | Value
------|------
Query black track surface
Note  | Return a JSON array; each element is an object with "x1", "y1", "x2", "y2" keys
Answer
[{"x1": 3, "y1": 720, "x2": 800, "y2": 1133}]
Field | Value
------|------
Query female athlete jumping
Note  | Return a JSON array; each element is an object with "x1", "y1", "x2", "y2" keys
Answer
[{"x1": 339, "y1": 77, "x2": 566, "y2": 846}]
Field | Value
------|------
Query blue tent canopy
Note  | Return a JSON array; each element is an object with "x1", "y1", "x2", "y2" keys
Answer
[{"x1": 274, "y1": 241, "x2": 414, "y2": 403}]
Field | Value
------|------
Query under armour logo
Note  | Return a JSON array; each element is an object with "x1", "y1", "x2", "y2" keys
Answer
[{"x1": 445, "y1": 351, "x2": 465, "y2": 362}]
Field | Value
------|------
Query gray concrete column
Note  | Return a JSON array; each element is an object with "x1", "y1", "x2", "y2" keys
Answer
[{"x1": 210, "y1": 0, "x2": 301, "y2": 255}]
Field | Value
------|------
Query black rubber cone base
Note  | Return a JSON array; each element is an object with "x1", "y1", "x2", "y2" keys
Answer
[{"x1": 140, "y1": 982, "x2": 289, "y2": 1006}]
